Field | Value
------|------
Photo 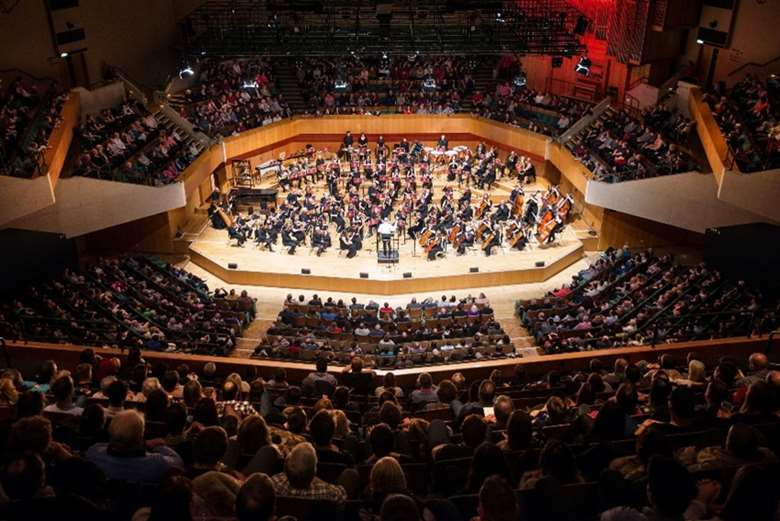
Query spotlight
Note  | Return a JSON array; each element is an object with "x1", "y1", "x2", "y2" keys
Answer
[
  {"x1": 59, "y1": 51, "x2": 69, "y2": 58},
  {"x1": 575, "y1": 56, "x2": 591, "y2": 76},
  {"x1": 513, "y1": 73, "x2": 527, "y2": 88},
  {"x1": 179, "y1": 66, "x2": 194, "y2": 79},
  {"x1": 242, "y1": 81, "x2": 259, "y2": 89},
  {"x1": 200, "y1": 50, "x2": 206, "y2": 56},
  {"x1": 696, "y1": 39, "x2": 704, "y2": 45},
  {"x1": 381, "y1": 52, "x2": 388, "y2": 60}
]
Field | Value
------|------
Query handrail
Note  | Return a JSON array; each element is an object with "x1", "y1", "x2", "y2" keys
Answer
[
  {"x1": 767, "y1": 329, "x2": 780, "y2": 358},
  {"x1": 727, "y1": 55, "x2": 780, "y2": 78},
  {"x1": 0, "y1": 68, "x2": 57, "y2": 84}
]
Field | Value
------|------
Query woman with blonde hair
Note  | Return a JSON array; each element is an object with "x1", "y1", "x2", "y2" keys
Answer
[{"x1": 0, "y1": 377, "x2": 19, "y2": 406}]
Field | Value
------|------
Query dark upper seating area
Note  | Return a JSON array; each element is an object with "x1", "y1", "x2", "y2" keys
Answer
[
  {"x1": 517, "y1": 247, "x2": 779, "y2": 354},
  {"x1": 0, "y1": 256, "x2": 250, "y2": 355},
  {"x1": 0, "y1": 77, "x2": 67, "y2": 178},
  {"x1": 0, "y1": 343, "x2": 778, "y2": 521},
  {"x1": 293, "y1": 55, "x2": 478, "y2": 116},
  {"x1": 566, "y1": 107, "x2": 701, "y2": 182},
  {"x1": 704, "y1": 75, "x2": 780, "y2": 173},
  {"x1": 255, "y1": 293, "x2": 511, "y2": 368},
  {"x1": 179, "y1": 58, "x2": 292, "y2": 138}
]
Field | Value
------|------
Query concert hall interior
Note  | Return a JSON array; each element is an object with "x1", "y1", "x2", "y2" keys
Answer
[{"x1": 1, "y1": 0, "x2": 780, "y2": 520}]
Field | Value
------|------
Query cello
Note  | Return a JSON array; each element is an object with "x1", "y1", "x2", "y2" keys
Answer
[
  {"x1": 536, "y1": 209, "x2": 557, "y2": 244},
  {"x1": 511, "y1": 192, "x2": 524, "y2": 217}
]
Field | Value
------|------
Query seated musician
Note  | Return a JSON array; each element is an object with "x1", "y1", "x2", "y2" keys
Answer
[
  {"x1": 508, "y1": 221, "x2": 528, "y2": 250},
  {"x1": 228, "y1": 225, "x2": 247, "y2": 247},
  {"x1": 426, "y1": 233, "x2": 445, "y2": 261},
  {"x1": 437, "y1": 134, "x2": 449, "y2": 150},
  {"x1": 483, "y1": 225, "x2": 502, "y2": 257},
  {"x1": 282, "y1": 223, "x2": 299, "y2": 255},
  {"x1": 456, "y1": 224, "x2": 475, "y2": 255},
  {"x1": 312, "y1": 225, "x2": 331, "y2": 257},
  {"x1": 358, "y1": 132, "x2": 368, "y2": 148},
  {"x1": 254, "y1": 224, "x2": 275, "y2": 252},
  {"x1": 491, "y1": 201, "x2": 510, "y2": 225},
  {"x1": 339, "y1": 227, "x2": 360, "y2": 258},
  {"x1": 208, "y1": 203, "x2": 227, "y2": 230},
  {"x1": 546, "y1": 215, "x2": 566, "y2": 244}
]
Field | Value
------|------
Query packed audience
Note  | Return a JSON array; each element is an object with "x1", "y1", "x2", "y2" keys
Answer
[
  {"x1": 294, "y1": 55, "x2": 477, "y2": 116},
  {"x1": 0, "y1": 344, "x2": 778, "y2": 520},
  {"x1": 0, "y1": 256, "x2": 249, "y2": 355},
  {"x1": 180, "y1": 58, "x2": 292, "y2": 137},
  {"x1": 72, "y1": 101, "x2": 200, "y2": 185},
  {"x1": 518, "y1": 247, "x2": 778, "y2": 354},
  {"x1": 0, "y1": 77, "x2": 67, "y2": 178},
  {"x1": 255, "y1": 293, "x2": 513, "y2": 368},
  {"x1": 704, "y1": 74, "x2": 780, "y2": 173},
  {"x1": 567, "y1": 107, "x2": 700, "y2": 182}
]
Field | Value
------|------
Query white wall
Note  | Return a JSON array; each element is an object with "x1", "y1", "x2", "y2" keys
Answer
[
  {"x1": 585, "y1": 173, "x2": 768, "y2": 233},
  {"x1": 8, "y1": 177, "x2": 187, "y2": 238},
  {"x1": 0, "y1": 175, "x2": 56, "y2": 228},
  {"x1": 718, "y1": 168, "x2": 780, "y2": 224}
]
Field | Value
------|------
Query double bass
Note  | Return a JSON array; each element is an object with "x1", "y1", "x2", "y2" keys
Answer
[
  {"x1": 475, "y1": 200, "x2": 489, "y2": 219},
  {"x1": 511, "y1": 193, "x2": 524, "y2": 217}
]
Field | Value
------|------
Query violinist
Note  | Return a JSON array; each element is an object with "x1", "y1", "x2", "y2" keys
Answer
[
  {"x1": 340, "y1": 227, "x2": 360, "y2": 258},
  {"x1": 312, "y1": 225, "x2": 331, "y2": 256},
  {"x1": 254, "y1": 223, "x2": 275, "y2": 252},
  {"x1": 228, "y1": 224, "x2": 247, "y2": 247}
]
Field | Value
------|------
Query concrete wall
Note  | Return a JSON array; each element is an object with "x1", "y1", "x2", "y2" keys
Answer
[
  {"x1": 8, "y1": 176, "x2": 186, "y2": 238},
  {"x1": 0, "y1": 175, "x2": 56, "y2": 228},
  {"x1": 585, "y1": 173, "x2": 767, "y2": 233}
]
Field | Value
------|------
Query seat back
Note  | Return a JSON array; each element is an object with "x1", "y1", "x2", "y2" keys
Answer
[
  {"x1": 275, "y1": 496, "x2": 345, "y2": 521},
  {"x1": 317, "y1": 461, "x2": 348, "y2": 484}
]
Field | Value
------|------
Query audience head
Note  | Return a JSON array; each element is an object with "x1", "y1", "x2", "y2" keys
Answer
[
  {"x1": 478, "y1": 476, "x2": 517, "y2": 521},
  {"x1": 238, "y1": 414, "x2": 270, "y2": 455},
  {"x1": 309, "y1": 409, "x2": 336, "y2": 446},
  {"x1": 380, "y1": 494, "x2": 420, "y2": 521},
  {"x1": 50, "y1": 374, "x2": 75, "y2": 404},
  {"x1": 478, "y1": 379, "x2": 496, "y2": 404},
  {"x1": 370, "y1": 456, "x2": 407, "y2": 498},
  {"x1": 646, "y1": 456, "x2": 696, "y2": 517},
  {"x1": 369, "y1": 423, "x2": 395, "y2": 459},
  {"x1": 461, "y1": 414, "x2": 488, "y2": 449},
  {"x1": 380, "y1": 401, "x2": 403, "y2": 429},
  {"x1": 109, "y1": 409, "x2": 145, "y2": 452},
  {"x1": 719, "y1": 464, "x2": 779, "y2": 521},
  {"x1": 468, "y1": 442, "x2": 510, "y2": 491},
  {"x1": 236, "y1": 473, "x2": 276, "y2": 521},
  {"x1": 284, "y1": 442, "x2": 318, "y2": 489},
  {"x1": 1, "y1": 453, "x2": 46, "y2": 501}
]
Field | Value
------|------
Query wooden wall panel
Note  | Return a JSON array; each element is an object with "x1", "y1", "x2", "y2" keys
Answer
[
  {"x1": 689, "y1": 89, "x2": 728, "y2": 182},
  {"x1": 598, "y1": 209, "x2": 704, "y2": 250},
  {"x1": 45, "y1": 93, "x2": 80, "y2": 187}
]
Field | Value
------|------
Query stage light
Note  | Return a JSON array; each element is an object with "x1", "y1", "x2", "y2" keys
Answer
[
  {"x1": 423, "y1": 76, "x2": 437, "y2": 90},
  {"x1": 242, "y1": 81, "x2": 259, "y2": 89},
  {"x1": 200, "y1": 50, "x2": 206, "y2": 56},
  {"x1": 179, "y1": 66, "x2": 194, "y2": 79},
  {"x1": 513, "y1": 73, "x2": 527, "y2": 88},
  {"x1": 59, "y1": 51, "x2": 69, "y2": 58},
  {"x1": 334, "y1": 78, "x2": 350, "y2": 92},
  {"x1": 575, "y1": 56, "x2": 591, "y2": 76},
  {"x1": 696, "y1": 39, "x2": 704, "y2": 45}
]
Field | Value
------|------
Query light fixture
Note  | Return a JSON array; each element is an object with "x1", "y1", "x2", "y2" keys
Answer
[
  {"x1": 200, "y1": 50, "x2": 206, "y2": 56},
  {"x1": 242, "y1": 81, "x2": 259, "y2": 89},
  {"x1": 382, "y1": 52, "x2": 388, "y2": 60},
  {"x1": 423, "y1": 76, "x2": 437, "y2": 90},
  {"x1": 696, "y1": 39, "x2": 704, "y2": 45},
  {"x1": 334, "y1": 78, "x2": 350, "y2": 91},
  {"x1": 513, "y1": 73, "x2": 527, "y2": 88},
  {"x1": 179, "y1": 66, "x2": 194, "y2": 79},
  {"x1": 59, "y1": 51, "x2": 69, "y2": 58}
]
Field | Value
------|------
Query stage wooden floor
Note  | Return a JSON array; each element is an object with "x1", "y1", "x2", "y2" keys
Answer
[{"x1": 189, "y1": 223, "x2": 583, "y2": 294}]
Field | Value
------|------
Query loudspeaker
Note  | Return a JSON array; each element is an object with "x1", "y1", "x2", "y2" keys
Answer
[
  {"x1": 469, "y1": 267, "x2": 479, "y2": 273},
  {"x1": 535, "y1": 261, "x2": 545, "y2": 267},
  {"x1": 360, "y1": 272, "x2": 369, "y2": 279},
  {"x1": 403, "y1": 272, "x2": 412, "y2": 279},
  {"x1": 228, "y1": 262, "x2": 238, "y2": 269},
  {"x1": 552, "y1": 56, "x2": 563, "y2": 69},
  {"x1": 301, "y1": 268, "x2": 311, "y2": 274}
]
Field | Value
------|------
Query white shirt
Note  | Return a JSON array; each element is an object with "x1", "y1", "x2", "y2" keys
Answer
[{"x1": 378, "y1": 221, "x2": 396, "y2": 235}]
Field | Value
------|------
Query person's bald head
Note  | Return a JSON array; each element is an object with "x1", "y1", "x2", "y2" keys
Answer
[
  {"x1": 749, "y1": 353, "x2": 768, "y2": 372},
  {"x1": 109, "y1": 410, "x2": 145, "y2": 451}
]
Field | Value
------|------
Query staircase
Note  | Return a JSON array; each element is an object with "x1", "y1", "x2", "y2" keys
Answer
[
  {"x1": 166, "y1": 92, "x2": 187, "y2": 113},
  {"x1": 155, "y1": 109, "x2": 207, "y2": 157},
  {"x1": 273, "y1": 60, "x2": 307, "y2": 114}
]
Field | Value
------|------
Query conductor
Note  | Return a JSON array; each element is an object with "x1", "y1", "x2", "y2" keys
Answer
[{"x1": 378, "y1": 218, "x2": 397, "y2": 256}]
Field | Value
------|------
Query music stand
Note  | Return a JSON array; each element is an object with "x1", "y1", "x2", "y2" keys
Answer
[{"x1": 376, "y1": 232, "x2": 399, "y2": 265}]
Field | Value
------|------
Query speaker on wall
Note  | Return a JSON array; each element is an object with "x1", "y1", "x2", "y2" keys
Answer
[
  {"x1": 469, "y1": 267, "x2": 479, "y2": 273},
  {"x1": 228, "y1": 263, "x2": 238, "y2": 269},
  {"x1": 301, "y1": 268, "x2": 311, "y2": 275},
  {"x1": 403, "y1": 272, "x2": 412, "y2": 279},
  {"x1": 535, "y1": 261, "x2": 545, "y2": 267},
  {"x1": 360, "y1": 272, "x2": 369, "y2": 279}
]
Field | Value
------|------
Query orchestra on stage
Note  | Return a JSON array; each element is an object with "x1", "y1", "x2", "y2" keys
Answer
[{"x1": 209, "y1": 133, "x2": 573, "y2": 260}]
